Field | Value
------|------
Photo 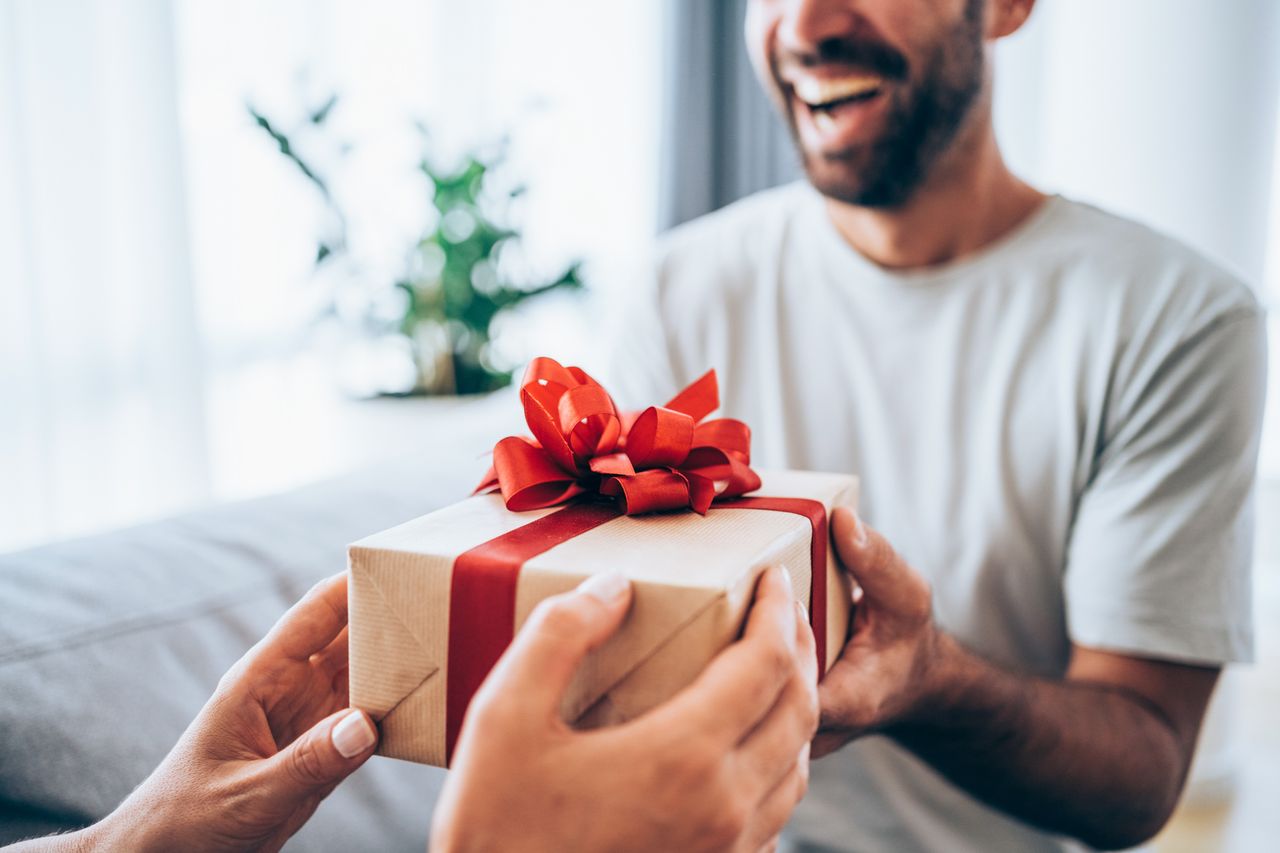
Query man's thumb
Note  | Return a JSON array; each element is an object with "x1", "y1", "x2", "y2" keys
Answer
[
  {"x1": 831, "y1": 507, "x2": 930, "y2": 616},
  {"x1": 265, "y1": 708, "x2": 378, "y2": 800}
]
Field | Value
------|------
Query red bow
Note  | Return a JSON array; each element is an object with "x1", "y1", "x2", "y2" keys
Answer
[{"x1": 476, "y1": 357, "x2": 761, "y2": 515}]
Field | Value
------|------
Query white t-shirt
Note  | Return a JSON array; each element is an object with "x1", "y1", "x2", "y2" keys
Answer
[{"x1": 605, "y1": 182, "x2": 1267, "y2": 853}]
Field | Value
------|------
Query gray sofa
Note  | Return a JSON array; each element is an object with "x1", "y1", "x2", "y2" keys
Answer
[{"x1": 0, "y1": 452, "x2": 481, "y2": 850}]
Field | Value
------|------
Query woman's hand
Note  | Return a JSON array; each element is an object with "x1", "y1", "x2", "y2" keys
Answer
[
  {"x1": 51, "y1": 573, "x2": 376, "y2": 853},
  {"x1": 431, "y1": 565, "x2": 818, "y2": 853},
  {"x1": 11, "y1": 566, "x2": 814, "y2": 853}
]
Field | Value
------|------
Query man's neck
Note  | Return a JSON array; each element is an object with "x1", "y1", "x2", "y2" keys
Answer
[{"x1": 824, "y1": 104, "x2": 1046, "y2": 271}]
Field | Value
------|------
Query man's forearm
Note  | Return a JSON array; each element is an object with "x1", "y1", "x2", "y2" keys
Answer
[{"x1": 890, "y1": 634, "x2": 1193, "y2": 850}]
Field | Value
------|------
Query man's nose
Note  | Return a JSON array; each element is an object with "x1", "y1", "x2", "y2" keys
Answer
[{"x1": 777, "y1": 0, "x2": 863, "y2": 55}]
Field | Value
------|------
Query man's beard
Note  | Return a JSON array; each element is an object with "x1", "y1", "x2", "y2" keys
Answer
[{"x1": 782, "y1": 0, "x2": 986, "y2": 209}]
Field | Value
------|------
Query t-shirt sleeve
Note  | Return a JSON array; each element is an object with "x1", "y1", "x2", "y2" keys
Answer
[
  {"x1": 1064, "y1": 306, "x2": 1268, "y2": 665},
  {"x1": 600, "y1": 258, "x2": 683, "y2": 410}
]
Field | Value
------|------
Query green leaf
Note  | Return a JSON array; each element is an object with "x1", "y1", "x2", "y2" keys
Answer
[
  {"x1": 246, "y1": 102, "x2": 332, "y2": 201},
  {"x1": 310, "y1": 93, "x2": 339, "y2": 125}
]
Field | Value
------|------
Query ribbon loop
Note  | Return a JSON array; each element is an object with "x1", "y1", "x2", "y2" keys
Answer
[
  {"x1": 559, "y1": 384, "x2": 621, "y2": 462},
  {"x1": 625, "y1": 406, "x2": 695, "y2": 469},
  {"x1": 492, "y1": 436, "x2": 585, "y2": 510}
]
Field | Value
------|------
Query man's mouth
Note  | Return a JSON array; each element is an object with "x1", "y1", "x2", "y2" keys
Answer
[
  {"x1": 793, "y1": 75, "x2": 885, "y2": 111},
  {"x1": 787, "y1": 74, "x2": 889, "y2": 146}
]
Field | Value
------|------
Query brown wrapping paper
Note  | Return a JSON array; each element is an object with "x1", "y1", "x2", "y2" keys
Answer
[{"x1": 348, "y1": 468, "x2": 858, "y2": 767}]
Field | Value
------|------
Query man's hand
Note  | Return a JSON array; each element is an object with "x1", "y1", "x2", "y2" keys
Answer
[
  {"x1": 812, "y1": 506, "x2": 944, "y2": 756},
  {"x1": 813, "y1": 508, "x2": 1220, "y2": 849},
  {"x1": 57, "y1": 574, "x2": 377, "y2": 853},
  {"x1": 431, "y1": 565, "x2": 818, "y2": 853}
]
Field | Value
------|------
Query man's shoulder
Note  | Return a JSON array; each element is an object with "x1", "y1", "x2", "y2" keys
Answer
[{"x1": 1044, "y1": 197, "x2": 1261, "y2": 327}]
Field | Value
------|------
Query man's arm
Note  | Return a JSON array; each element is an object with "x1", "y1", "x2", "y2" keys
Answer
[
  {"x1": 893, "y1": 640, "x2": 1215, "y2": 849},
  {"x1": 815, "y1": 508, "x2": 1217, "y2": 851}
]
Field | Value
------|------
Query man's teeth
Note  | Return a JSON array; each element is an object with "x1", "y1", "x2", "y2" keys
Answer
[{"x1": 793, "y1": 75, "x2": 883, "y2": 108}]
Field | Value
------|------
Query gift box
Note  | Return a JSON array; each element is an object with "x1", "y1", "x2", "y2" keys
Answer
[{"x1": 348, "y1": 359, "x2": 858, "y2": 767}]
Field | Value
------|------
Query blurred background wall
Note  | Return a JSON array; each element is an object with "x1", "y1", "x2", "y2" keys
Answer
[
  {"x1": 1, "y1": 0, "x2": 664, "y2": 549},
  {"x1": 2, "y1": 0, "x2": 1278, "y2": 557}
]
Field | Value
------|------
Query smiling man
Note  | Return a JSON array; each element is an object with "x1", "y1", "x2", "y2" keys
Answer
[{"x1": 609, "y1": 0, "x2": 1268, "y2": 851}]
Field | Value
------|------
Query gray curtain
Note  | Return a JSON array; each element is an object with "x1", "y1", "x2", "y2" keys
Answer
[{"x1": 658, "y1": 0, "x2": 801, "y2": 231}]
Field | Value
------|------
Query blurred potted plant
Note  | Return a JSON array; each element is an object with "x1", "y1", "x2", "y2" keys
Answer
[{"x1": 248, "y1": 95, "x2": 583, "y2": 395}]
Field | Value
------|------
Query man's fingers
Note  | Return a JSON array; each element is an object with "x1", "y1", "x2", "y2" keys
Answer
[
  {"x1": 476, "y1": 571, "x2": 633, "y2": 722},
  {"x1": 810, "y1": 730, "x2": 847, "y2": 759},
  {"x1": 259, "y1": 573, "x2": 351, "y2": 663},
  {"x1": 259, "y1": 708, "x2": 377, "y2": 805},
  {"x1": 831, "y1": 508, "x2": 930, "y2": 618},
  {"x1": 639, "y1": 566, "x2": 798, "y2": 747}
]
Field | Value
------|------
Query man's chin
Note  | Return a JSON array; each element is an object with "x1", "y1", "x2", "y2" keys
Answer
[{"x1": 801, "y1": 152, "x2": 914, "y2": 210}]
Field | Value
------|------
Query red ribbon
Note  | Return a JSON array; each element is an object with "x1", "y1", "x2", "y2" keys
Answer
[{"x1": 475, "y1": 357, "x2": 761, "y2": 515}]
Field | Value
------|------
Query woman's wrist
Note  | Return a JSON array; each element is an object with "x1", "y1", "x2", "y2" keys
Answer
[
  {"x1": 6, "y1": 822, "x2": 116, "y2": 853},
  {"x1": 79, "y1": 798, "x2": 181, "y2": 853}
]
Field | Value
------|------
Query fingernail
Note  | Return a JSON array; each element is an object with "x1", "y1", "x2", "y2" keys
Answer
[
  {"x1": 578, "y1": 571, "x2": 631, "y2": 604},
  {"x1": 796, "y1": 600, "x2": 809, "y2": 623},
  {"x1": 332, "y1": 710, "x2": 376, "y2": 758},
  {"x1": 780, "y1": 565, "x2": 794, "y2": 590},
  {"x1": 851, "y1": 511, "x2": 868, "y2": 548}
]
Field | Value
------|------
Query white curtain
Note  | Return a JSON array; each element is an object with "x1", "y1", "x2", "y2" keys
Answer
[{"x1": 0, "y1": 0, "x2": 209, "y2": 552}]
